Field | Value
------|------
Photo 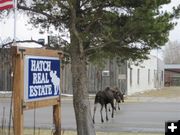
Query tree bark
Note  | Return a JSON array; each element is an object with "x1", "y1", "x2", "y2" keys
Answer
[{"x1": 70, "y1": 35, "x2": 96, "y2": 135}]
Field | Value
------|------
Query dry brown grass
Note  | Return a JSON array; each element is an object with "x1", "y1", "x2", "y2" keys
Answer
[
  {"x1": 130, "y1": 87, "x2": 180, "y2": 97},
  {"x1": 0, "y1": 128, "x2": 163, "y2": 135}
]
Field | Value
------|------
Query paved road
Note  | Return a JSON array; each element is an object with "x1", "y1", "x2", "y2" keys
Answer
[{"x1": 0, "y1": 97, "x2": 180, "y2": 133}]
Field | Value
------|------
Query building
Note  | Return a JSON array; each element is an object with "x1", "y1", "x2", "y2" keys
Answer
[
  {"x1": 164, "y1": 64, "x2": 180, "y2": 86},
  {"x1": 127, "y1": 55, "x2": 164, "y2": 95}
]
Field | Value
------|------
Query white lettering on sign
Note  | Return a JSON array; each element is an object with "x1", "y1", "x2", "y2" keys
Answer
[
  {"x1": 32, "y1": 73, "x2": 49, "y2": 84},
  {"x1": 29, "y1": 59, "x2": 53, "y2": 98},
  {"x1": 24, "y1": 56, "x2": 60, "y2": 102},
  {"x1": 29, "y1": 85, "x2": 52, "y2": 97},
  {"x1": 31, "y1": 60, "x2": 51, "y2": 71}
]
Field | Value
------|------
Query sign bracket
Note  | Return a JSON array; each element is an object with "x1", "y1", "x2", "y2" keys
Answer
[{"x1": 18, "y1": 48, "x2": 26, "y2": 59}]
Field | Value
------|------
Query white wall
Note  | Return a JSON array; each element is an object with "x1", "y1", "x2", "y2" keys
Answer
[{"x1": 127, "y1": 55, "x2": 164, "y2": 95}]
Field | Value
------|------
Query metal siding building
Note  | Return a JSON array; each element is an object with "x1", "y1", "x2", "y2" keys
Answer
[
  {"x1": 164, "y1": 64, "x2": 180, "y2": 86},
  {"x1": 127, "y1": 55, "x2": 164, "y2": 95}
]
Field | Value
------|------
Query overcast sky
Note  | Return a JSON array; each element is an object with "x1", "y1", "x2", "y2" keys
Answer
[
  {"x1": 164, "y1": 0, "x2": 180, "y2": 42},
  {"x1": 0, "y1": 0, "x2": 180, "y2": 44}
]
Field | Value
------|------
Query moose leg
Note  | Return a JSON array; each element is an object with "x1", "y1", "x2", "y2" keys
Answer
[
  {"x1": 100, "y1": 105, "x2": 104, "y2": 123},
  {"x1": 109, "y1": 106, "x2": 111, "y2": 112},
  {"x1": 92, "y1": 104, "x2": 97, "y2": 123},
  {"x1": 118, "y1": 103, "x2": 120, "y2": 110},
  {"x1": 115, "y1": 101, "x2": 118, "y2": 111},
  {"x1": 105, "y1": 104, "x2": 108, "y2": 121},
  {"x1": 110, "y1": 102, "x2": 114, "y2": 118}
]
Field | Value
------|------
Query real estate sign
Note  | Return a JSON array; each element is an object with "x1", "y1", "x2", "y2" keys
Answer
[{"x1": 24, "y1": 55, "x2": 60, "y2": 102}]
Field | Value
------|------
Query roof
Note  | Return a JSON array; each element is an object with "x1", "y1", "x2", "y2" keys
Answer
[
  {"x1": 0, "y1": 42, "x2": 43, "y2": 48},
  {"x1": 16, "y1": 42, "x2": 42, "y2": 48},
  {"x1": 165, "y1": 64, "x2": 180, "y2": 73},
  {"x1": 165, "y1": 64, "x2": 180, "y2": 69}
]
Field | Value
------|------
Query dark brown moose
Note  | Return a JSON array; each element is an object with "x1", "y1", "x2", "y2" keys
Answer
[
  {"x1": 92, "y1": 87, "x2": 121, "y2": 123},
  {"x1": 114, "y1": 87, "x2": 124, "y2": 110}
]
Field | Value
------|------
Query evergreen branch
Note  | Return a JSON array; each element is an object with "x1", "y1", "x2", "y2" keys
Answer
[{"x1": 17, "y1": 4, "x2": 55, "y2": 20}]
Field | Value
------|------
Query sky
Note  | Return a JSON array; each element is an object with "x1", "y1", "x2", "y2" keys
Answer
[
  {"x1": 0, "y1": 0, "x2": 180, "y2": 45},
  {"x1": 0, "y1": 15, "x2": 47, "y2": 43},
  {"x1": 164, "y1": 0, "x2": 180, "y2": 42}
]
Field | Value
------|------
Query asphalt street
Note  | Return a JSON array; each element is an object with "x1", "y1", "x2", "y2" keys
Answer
[{"x1": 0, "y1": 97, "x2": 180, "y2": 133}]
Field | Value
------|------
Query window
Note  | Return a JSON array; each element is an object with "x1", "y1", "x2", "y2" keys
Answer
[
  {"x1": 148, "y1": 69, "x2": 150, "y2": 84},
  {"x1": 161, "y1": 71, "x2": 164, "y2": 81},
  {"x1": 130, "y1": 68, "x2": 132, "y2": 86},
  {"x1": 137, "y1": 69, "x2": 140, "y2": 85},
  {"x1": 154, "y1": 70, "x2": 157, "y2": 80}
]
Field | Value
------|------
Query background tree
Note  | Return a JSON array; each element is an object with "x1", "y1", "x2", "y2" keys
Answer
[{"x1": 1, "y1": 0, "x2": 180, "y2": 135}]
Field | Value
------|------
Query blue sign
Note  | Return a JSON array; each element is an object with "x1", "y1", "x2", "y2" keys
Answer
[{"x1": 24, "y1": 56, "x2": 60, "y2": 102}]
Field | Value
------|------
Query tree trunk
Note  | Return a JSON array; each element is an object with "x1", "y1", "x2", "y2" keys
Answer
[{"x1": 70, "y1": 35, "x2": 96, "y2": 135}]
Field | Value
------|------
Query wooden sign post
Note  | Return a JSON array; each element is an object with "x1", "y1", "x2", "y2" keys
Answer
[{"x1": 12, "y1": 46, "x2": 63, "y2": 135}]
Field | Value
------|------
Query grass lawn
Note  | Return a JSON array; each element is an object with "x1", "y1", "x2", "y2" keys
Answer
[{"x1": 0, "y1": 128, "x2": 163, "y2": 135}]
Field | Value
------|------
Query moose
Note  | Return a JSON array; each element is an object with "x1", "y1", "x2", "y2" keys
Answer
[
  {"x1": 92, "y1": 87, "x2": 121, "y2": 123},
  {"x1": 111, "y1": 87, "x2": 124, "y2": 111}
]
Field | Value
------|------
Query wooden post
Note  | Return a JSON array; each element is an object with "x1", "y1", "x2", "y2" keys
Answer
[
  {"x1": 53, "y1": 52, "x2": 63, "y2": 135},
  {"x1": 13, "y1": 52, "x2": 24, "y2": 135},
  {"x1": 53, "y1": 103, "x2": 61, "y2": 135}
]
